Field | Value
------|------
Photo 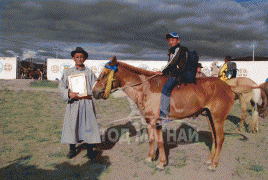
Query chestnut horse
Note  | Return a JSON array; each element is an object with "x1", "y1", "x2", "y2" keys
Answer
[
  {"x1": 93, "y1": 57, "x2": 236, "y2": 171},
  {"x1": 225, "y1": 77, "x2": 267, "y2": 133}
]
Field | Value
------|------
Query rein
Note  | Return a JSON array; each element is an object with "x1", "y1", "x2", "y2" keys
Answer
[{"x1": 111, "y1": 74, "x2": 158, "y2": 93}]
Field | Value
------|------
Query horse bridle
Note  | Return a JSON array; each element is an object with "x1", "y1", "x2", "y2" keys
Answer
[{"x1": 100, "y1": 62, "x2": 158, "y2": 95}]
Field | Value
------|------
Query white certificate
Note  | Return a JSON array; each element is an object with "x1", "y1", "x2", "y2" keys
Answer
[{"x1": 68, "y1": 73, "x2": 88, "y2": 97}]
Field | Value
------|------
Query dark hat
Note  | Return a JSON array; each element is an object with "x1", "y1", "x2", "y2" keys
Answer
[
  {"x1": 165, "y1": 32, "x2": 180, "y2": 39},
  {"x1": 197, "y1": 63, "x2": 203, "y2": 68},
  {"x1": 71, "y1": 47, "x2": 88, "y2": 59}
]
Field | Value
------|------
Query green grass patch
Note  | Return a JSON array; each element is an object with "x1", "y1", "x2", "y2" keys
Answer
[
  {"x1": 30, "y1": 80, "x2": 59, "y2": 88},
  {"x1": 165, "y1": 167, "x2": 171, "y2": 175},
  {"x1": 249, "y1": 165, "x2": 264, "y2": 172}
]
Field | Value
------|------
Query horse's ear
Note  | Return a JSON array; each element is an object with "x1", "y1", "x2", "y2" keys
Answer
[{"x1": 110, "y1": 56, "x2": 117, "y2": 65}]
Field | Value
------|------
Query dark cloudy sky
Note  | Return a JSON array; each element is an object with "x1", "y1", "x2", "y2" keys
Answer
[{"x1": 1, "y1": 0, "x2": 267, "y2": 61}]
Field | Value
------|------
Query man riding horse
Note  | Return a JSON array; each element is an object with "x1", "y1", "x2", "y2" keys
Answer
[
  {"x1": 155, "y1": 32, "x2": 189, "y2": 122},
  {"x1": 219, "y1": 55, "x2": 236, "y2": 82}
]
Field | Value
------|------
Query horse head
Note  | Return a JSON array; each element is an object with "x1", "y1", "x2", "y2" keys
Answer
[{"x1": 93, "y1": 56, "x2": 121, "y2": 99}]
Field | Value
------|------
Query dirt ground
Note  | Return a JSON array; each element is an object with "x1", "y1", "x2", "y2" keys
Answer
[{"x1": 1, "y1": 79, "x2": 268, "y2": 180}]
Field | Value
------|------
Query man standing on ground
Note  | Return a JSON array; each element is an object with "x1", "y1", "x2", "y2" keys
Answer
[{"x1": 59, "y1": 47, "x2": 101, "y2": 160}]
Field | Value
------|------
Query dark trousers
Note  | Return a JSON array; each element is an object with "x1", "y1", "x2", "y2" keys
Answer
[{"x1": 160, "y1": 75, "x2": 178, "y2": 118}]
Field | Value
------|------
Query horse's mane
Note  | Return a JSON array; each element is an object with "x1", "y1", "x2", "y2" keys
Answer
[{"x1": 118, "y1": 61, "x2": 156, "y2": 76}]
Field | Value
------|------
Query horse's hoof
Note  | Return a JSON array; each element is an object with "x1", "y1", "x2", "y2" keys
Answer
[
  {"x1": 156, "y1": 164, "x2": 165, "y2": 171},
  {"x1": 156, "y1": 161, "x2": 167, "y2": 170},
  {"x1": 207, "y1": 165, "x2": 216, "y2": 172},
  {"x1": 204, "y1": 160, "x2": 212, "y2": 165},
  {"x1": 144, "y1": 157, "x2": 153, "y2": 164},
  {"x1": 252, "y1": 130, "x2": 258, "y2": 134},
  {"x1": 249, "y1": 128, "x2": 258, "y2": 133}
]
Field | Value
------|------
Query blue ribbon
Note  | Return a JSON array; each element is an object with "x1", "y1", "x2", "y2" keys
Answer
[{"x1": 105, "y1": 61, "x2": 119, "y2": 72}]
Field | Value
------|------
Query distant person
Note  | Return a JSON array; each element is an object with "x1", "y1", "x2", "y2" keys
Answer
[
  {"x1": 43, "y1": 69, "x2": 47, "y2": 80},
  {"x1": 58, "y1": 47, "x2": 101, "y2": 159},
  {"x1": 218, "y1": 55, "x2": 237, "y2": 82},
  {"x1": 196, "y1": 63, "x2": 206, "y2": 77},
  {"x1": 210, "y1": 61, "x2": 220, "y2": 77},
  {"x1": 38, "y1": 68, "x2": 43, "y2": 80}
]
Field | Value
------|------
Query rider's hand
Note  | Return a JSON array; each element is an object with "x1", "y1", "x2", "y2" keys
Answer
[{"x1": 155, "y1": 71, "x2": 163, "y2": 76}]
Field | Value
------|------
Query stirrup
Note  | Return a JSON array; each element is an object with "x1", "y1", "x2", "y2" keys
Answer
[{"x1": 156, "y1": 117, "x2": 172, "y2": 130}]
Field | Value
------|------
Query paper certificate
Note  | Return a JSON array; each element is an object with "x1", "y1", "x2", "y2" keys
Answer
[{"x1": 68, "y1": 73, "x2": 88, "y2": 97}]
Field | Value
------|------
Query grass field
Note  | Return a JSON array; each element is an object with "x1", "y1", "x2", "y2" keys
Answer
[
  {"x1": 0, "y1": 88, "x2": 131, "y2": 179},
  {"x1": 29, "y1": 80, "x2": 59, "y2": 88},
  {"x1": 0, "y1": 87, "x2": 267, "y2": 179}
]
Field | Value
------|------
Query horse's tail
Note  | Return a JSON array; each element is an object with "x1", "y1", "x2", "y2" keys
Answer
[
  {"x1": 230, "y1": 85, "x2": 260, "y2": 95},
  {"x1": 252, "y1": 88, "x2": 262, "y2": 106}
]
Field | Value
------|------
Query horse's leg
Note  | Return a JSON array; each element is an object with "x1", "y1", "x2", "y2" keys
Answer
[
  {"x1": 205, "y1": 115, "x2": 216, "y2": 165},
  {"x1": 208, "y1": 121, "x2": 225, "y2": 171},
  {"x1": 249, "y1": 104, "x2": 259, "y2": 133},
  {"x1": 145, "y1": 124, "x2": 156, "y2": 163},
  {"x1": 155, "y1": 127, "x2": 167, "y2": 170},
  {"x1": 238, "y1": 95, "x2": 247, "y2": 132}
]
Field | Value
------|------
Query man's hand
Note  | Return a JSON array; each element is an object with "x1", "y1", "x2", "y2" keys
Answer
[
  {"x1": 155, "y1": 71, "x2": 163, "y2": 76},
  {"x1": 69, "y1": 92, "x2": 79, "y2": 99}
]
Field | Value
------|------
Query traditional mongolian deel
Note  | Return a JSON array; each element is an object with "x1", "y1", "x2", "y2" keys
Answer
[{"x1": 59, "y1": 66, "x2": 101, "y2": 144}]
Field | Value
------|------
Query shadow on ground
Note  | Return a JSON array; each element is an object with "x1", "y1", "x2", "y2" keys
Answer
[
  {"x1": 95, "y1": 121, "x2": 138, "y2": 151},
  {"x1": 149, "y1": 122, "x2": 248, "y2": 163},
  {"x1": 93, "y1": 120, "x2": 249, "y2": 165},
  {"x1": 227, "y1": 115, "x2": 250, "y2": 131},
  {"x1": 1, "y1": 156, "x2": 110, "y2": 180},
  {"x1": 0, "y1": 122, "x2": 136, "y2": 180}
]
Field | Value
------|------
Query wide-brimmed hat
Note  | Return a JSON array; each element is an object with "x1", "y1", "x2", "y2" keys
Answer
[
  {"x1": 165, "y1": 32, "x2": 180, "y2": 39},
  {"x1": 197, "y1": 63, "x2": 203, "y2": 68},
  {"x1": 71, "y1": 47, "x2": 88, "y2": 59}
]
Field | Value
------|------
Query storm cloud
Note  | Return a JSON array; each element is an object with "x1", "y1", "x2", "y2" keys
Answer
[{"x1": 1, "y1": 0, "x2": 267, "y2": 61}]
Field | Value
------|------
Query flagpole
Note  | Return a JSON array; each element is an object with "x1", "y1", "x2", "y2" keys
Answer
[{"x1": 253, "y1": 44, "x2": 254, "y2": 61}]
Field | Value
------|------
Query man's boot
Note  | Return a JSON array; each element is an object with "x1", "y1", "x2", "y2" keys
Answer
[{"x1": 67, "y1": 144, "x2": 76, "y2": 159}]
